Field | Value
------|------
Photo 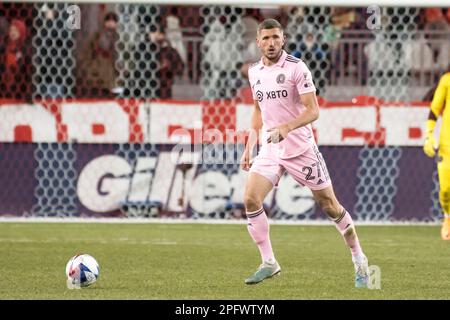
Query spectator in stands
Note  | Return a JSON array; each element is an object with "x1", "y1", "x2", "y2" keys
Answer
[
  {"x1": 78, "y1": 12, "x2": 119, "y2": 98},
  {"x1": 291, "y1": 31, "x2": 329, "y2": 96},
  {"x1": 292, "y1": 32, "x2": 326, "y2": 61},
  {"x1": 330, "y1": 7, "x2": 357, "y2": 30},
  {"x1": 35, "y1": 5, "x2": 70, "y2": 99},
  {"x1": 240, "y1": 16, "x2": 260, "y2": 80},
  {"x1": 424, "y1": 8, "x2": 450, "y2": 65},
  {"x1": 201, "y1": 18, "x2": 243, "y2": 99},
  {"x1": 0, "y1": 18, "x2": 32, "y2": 101},
  {"x1": 402, "y1": 31, "x2": 434, "y2": 74},
  {"x1": 425, "y1": 8, "x2": 449, "y2": 33},
  {"x1": 137, "y1": 24, "x2": 184, "y2": 99},
  {"x1": 328, "y1": 7, "x2": 368, "y2": 85},
  {"x1": 365, "y1": 29, "x2": 412, "y2": 101},
  {"x1": 165, "y1": 15, "x2": 187, "y2": 67}
]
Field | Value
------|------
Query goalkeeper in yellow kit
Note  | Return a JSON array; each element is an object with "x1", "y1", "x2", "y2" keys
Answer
[{"x1": 423, "y1": 70, "x2": 450, "y2": 240}]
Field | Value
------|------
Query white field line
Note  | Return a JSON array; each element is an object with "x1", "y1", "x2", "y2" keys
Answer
[
  {"x1": 0, "y1": 216, "x2": 440, "y2": 226},
  {"x1": 0, "y1": 237, "x2": 178, "y2": 245}
]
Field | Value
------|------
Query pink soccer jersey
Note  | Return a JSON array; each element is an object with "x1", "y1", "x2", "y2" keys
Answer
[{"x1": 248, "y1": 50, "x2": 317, "y2": 159}]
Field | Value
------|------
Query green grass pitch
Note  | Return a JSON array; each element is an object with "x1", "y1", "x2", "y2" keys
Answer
[{"x1": 1, "y1": 222, "x2": 449, "y2": 299}]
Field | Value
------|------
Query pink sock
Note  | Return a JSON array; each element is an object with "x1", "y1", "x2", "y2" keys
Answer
[
  {"x1": 334, "y1": 209, "x2": 363, "y2": 257},
  {"x1": 247, "y1": 207, "x2": 275, "y2": 263}
]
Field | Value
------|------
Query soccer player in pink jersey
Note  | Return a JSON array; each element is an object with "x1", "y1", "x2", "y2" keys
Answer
[{"x1": 240, "y1": 19, "x2": 370, "y2": 287}]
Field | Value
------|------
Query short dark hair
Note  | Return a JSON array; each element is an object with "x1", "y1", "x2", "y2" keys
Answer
[
  {"x1": 257, "y1": 18, "x2": 283, "y2": 35},
  {"x1": 104, "y1": 12, "x2": 118, "y2": 23}
]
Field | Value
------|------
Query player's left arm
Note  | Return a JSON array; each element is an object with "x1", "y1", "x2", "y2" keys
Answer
[{"x1": 267, "y1": 92, "x2": 319, "y2": 144}]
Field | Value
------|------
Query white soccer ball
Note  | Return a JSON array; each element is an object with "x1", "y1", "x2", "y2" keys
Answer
[{"x1": 66, "y1": 253, "x2": 100, "y2": 288}]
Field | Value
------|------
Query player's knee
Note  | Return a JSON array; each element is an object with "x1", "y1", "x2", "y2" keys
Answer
[{"x1": 244, "y1": 194, "x2": 262, "y2": 213}]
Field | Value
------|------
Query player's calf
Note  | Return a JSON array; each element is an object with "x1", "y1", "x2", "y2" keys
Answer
[
  {"x1": 334, "y1": 210, "x2": 371, "y2": 288},
  {"x1": 333, "y1": 209, "x2": 364, "y2": 257},
  {"x1": 439, "y1": 187, "x2": 450, "y2": 240},
  {"x1": 439, "y1": 188, "x2": 450, "y2": 215}
]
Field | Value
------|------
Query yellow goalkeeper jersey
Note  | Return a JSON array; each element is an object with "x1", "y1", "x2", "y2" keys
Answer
[{"x1": 431, "y1": 72, "x2": 450, "y2": 147}]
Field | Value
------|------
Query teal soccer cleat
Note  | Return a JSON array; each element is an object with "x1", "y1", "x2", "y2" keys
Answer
[
  {"x1": 245, "y1": 260, "x2": 281, "y2": 285},
  {"x1": 353, "y1": 255, "x2": 370, "y2": 288}
]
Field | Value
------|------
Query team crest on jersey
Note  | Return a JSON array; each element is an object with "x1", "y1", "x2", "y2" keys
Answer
[{"x1": 276, "y1": 73, "x2": 285, "y2": 84}]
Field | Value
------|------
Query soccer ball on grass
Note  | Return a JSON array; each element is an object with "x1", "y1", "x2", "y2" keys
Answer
[{"x1": 66, "y1": 253, "x2": 99, "y2": 289}]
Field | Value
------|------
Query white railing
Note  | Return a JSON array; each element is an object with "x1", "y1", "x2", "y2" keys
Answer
[
  {"x1": 176, "y1": 29, "x2": 449, "y2": 91},
  {"x1": 328, "y1": 30, "x2": 449, "y2": 88}
]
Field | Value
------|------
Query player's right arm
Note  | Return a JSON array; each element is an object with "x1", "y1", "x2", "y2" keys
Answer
[
  {"x1": 241, "y1": 100, "x2": 263, "y2": 171},
  {"x1": 423, "y1": 74, "x2": 447, "y2": 157}
]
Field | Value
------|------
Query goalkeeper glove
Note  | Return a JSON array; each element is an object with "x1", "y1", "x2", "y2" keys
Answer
[{"x1": 423, "y1": 119, "x2": 438, "y2": 158}]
